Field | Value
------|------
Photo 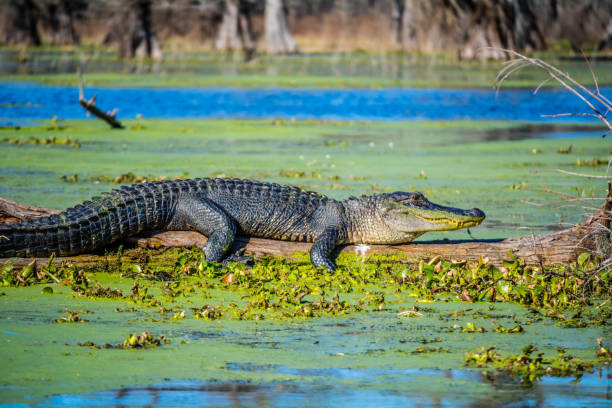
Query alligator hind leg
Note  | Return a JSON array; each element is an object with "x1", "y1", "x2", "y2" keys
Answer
[
  {"x1": 311, "y1": 227, "x2": 342, "y2": 272},
  {"x1": 168, "y1": 196, "x2": 237, "y2": 263}
]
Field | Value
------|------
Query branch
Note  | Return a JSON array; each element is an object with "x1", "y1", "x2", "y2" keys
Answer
[
  {"x1": 77, "y1": 70, "x2": 124, "y2": 129},
  {"x1": 554, "y1": 169, "x2": 612, "y2": 179},
  {"x1": 490, "y1": 48, "x2": 612, "y2": 132}
]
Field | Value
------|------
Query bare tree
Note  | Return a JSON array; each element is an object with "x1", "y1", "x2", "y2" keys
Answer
[
  {"x1": 44, "y1": 0, "x2": 86, "y2": 45},
  {"x1": 391, "y1": 0, "x2": 405, "y2": 47},
  {"x1": 399, "y1": 0, "x2": 545, "y2": 59},
  {"x1": 0, "y1": 0, "x2": 42, "y2": 46},
  {"x1": 264, "y1": 0, "x2": 297, "y2": 54},
  {"x1": 215, "y1": 0, "x2": 255, "y2": 57},
  {"x1": 104, "y1": 0, "x2": 162, "y2": 59},
  {"x1": 599, "y1": 20, "x2": 612, "y2": 51}
]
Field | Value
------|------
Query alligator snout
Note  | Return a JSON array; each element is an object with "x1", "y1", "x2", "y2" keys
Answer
[{"x1": 465, "y1": 208, "x2": 485, "y2": 219}]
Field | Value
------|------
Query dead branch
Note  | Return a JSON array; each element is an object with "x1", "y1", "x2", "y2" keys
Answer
[
  {"x1": 1, "y1": 190, "x2": 610, "y2": 268},
  {"x1": 530, "y1": 169, "x2": 612, "y2": 179},
  {"x1": 77, "y1": 70, "x2": 124, "y2": 129},
  {"x1": 492, "y1": 48, "x2": 612, "y2": 133},
  {"x1": 554, "y1": 169, "x2": 612, "y2": 179}
]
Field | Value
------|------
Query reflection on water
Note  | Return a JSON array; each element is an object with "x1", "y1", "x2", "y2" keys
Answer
[
  {"x1": 39, "y1": 368, "x2": 611, "y2": 408},
  {"x1": 0, "y1": 49, "x2": 507, "y2": 79},
  {"x1": 479, "y1": 124, "x2": 603, "y2": 141},
  {"x1": 2, "y1": 50, "x2": 612, "y2": 87},
  {"x1": 1, "y1": 82, "x2": 610, "y2": 124}
]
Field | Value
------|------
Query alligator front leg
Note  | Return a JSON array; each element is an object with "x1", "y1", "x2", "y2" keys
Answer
[
  {"x1": 311, "y1": 227, "x2": 342, "y2": 271},
  {"x1": 169, "y1": 196, "x2": 237, "y2": 263}
]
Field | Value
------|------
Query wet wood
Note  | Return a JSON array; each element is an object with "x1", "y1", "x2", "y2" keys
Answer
[
  {"x1": 78, "y1": 70, "x2": 124, "y2": 129},
  {"x1": 1, "y1": 189, "x2": 610, "y2": 267},
  {"x1": 0, "y1": 197, "x2": 60, "y2": 223}
]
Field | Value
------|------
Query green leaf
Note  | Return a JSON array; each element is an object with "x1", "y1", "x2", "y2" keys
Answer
[{"x1": 577, "y1": 252, "x2": 590, "y2": 267}]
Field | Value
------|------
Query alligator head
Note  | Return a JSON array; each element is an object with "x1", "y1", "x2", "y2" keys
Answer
[{"x1": 346, "y1": 191, "x2": 485, "y2": 244}]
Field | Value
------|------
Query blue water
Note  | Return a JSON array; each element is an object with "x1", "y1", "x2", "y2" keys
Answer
[
  {"x1": 1, "y1": 82, "x2": 609, "y2": 124},
  {"x1": 29, "y1": 368, "x2": 612, "y2": 408}
]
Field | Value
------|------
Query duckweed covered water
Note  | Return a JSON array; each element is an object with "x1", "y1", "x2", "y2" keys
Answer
[
  {"x1": 0, "y1": 117, "x2": 610, "y2": 406},
  {"x1": 0, "y1": 248, "x2": 609, "y2": 406}
]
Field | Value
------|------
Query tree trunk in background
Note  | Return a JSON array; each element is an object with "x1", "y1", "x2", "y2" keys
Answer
[
  {"x1": 598, "y1": 20, "x2": 612, "y2": 51},
  {"x1": 400, "y1": 0, "x2": 547, "y2": 60},
  {"x1": 104, "y1": 0, "x2": 162, "y2": 59},
  {"x1": 391, "y1": 0, "x2": 405, "y2": 47},
  {"x1": 216, "y1": 0, "x2": 255, "y2": 57},
  {"x1": 45, "y1": 0, "x2": 83, "y2": 45},
  {"x1": 0, "y1": 0, "x2": 41, "y2": 46},
  {"x1": 264, "y1": 0, "x2": 297, "y2": 54}
]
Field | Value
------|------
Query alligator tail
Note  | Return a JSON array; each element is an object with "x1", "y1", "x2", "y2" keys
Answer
[
  {"x1": 0, "y1": 209, "x2": 109, "y2": 258},
  {"x1": 0, "y1": 189, "x2": 160, "y2": 258}
]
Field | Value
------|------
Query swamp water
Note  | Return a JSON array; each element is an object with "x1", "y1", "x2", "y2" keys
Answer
[
  {"x1": 0, "y1": 59, "x2": 610, "y2": 405},
  {"x1": 0, "y1": 118, "x2": 609, "y2": 407},
  {"x1": 2, "y1": 82, "x2": 612, "y2": 124},
  {"x1": 0, "y1": 265, "x2": 609, "y2": 407}
]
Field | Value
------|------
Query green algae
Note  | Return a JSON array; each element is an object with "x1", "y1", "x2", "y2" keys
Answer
[
  {"x1": 0, "y1": 117, "x2": 610, "y2": 404},
  {"x1": 0, "y1": 249, "x2": 609, "y2": 404}
]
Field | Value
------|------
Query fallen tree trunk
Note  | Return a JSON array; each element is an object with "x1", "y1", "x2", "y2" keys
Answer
[{"x1": 1, "y1": 189, "x2": 610, "y2": 267}]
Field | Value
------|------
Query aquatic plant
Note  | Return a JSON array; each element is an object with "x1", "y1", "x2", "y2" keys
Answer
[
  {"x1": 60, "y1": 171, "x2": 190, "y2": 184},
  {"x1": 2, "y1": 135, "x2": 80, "y2": 148},
  {"x1": 464, "y1": 341, "x2": 610, "y2": 387}
]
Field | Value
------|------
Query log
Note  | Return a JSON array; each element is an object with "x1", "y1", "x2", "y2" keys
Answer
[
  {"x1": 1, "y1": 189, "x2": 610, "y2": 267},
  {"x1": 77, "y1": 71, "x2": 124, "y2": 129},
  {"x1": 0, "y1": 197, "x2": 60, "y2": 223}
]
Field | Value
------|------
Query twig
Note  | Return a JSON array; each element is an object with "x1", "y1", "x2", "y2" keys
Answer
[
  {"x1": 490, "y1": 48, "x2": 612, "y2": 133},
  {"x1": 554, "y1": 169, "x2": 612, "y2": 179},
  {"x1": 580, "y1": 49, "x2": 600, "y2": 96},
  {"x1": 541, "y1": 112, "x2": 603, "y2": 119},
  {"x1": 77, "y1": 70, "x2": 124, "y2": 129}
]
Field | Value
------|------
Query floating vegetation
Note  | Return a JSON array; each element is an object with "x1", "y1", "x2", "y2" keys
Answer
[
  {"x1": 2, "y1": 135, "x2": 80, "y2": 148},
  {"x1": 456, "y1": 322, "x2": 487, "y2": 333},
  {"x1": 277, "y1": 170, "x2": 323, "y2": 179},
  {"x1": 0, "y1": 102, "x2": 42, "y2": 109},
  {"x1": 72, "y1": 283, "x2": 123, "y2": 298},
  {"x1": 508, "y1": 181, "x2": 527, "y2": 190},
  {"x1": 0, "y1": 258, "x2": 88, "y2": 288},
  {"x1": 575, "y1": 158, "x2": 606, "y2": 167},
  {"x1": 78, "y1": 331, "x2": 169, "y2": 350},
  {"x1": 556, "y1": 145, "x2": 572, "y2": 154},
  {"x1": 324, "y1": 139, "x2": 348, "y2": 148},
  {"x1": 53, "y1": 310, "x2": 90, "y2": 324},
  {"x1": 192, "y1": 305, "x2": 222, "y2": 320},
  {"x1": 492, "y1": 324, "x2": 524, "y2": 333},
  {"x1": 60, "y1": 171, "x2": 190, "y2": 184},
  {"x1": 1, "y1": 247, "x2": 609, "y2": 320},
  {"x1": 464, "y1": 343, "x2": 607, "y2": 387},
  {"x1": 412, "y1": 347, "x2": 451, "y2": 354}
]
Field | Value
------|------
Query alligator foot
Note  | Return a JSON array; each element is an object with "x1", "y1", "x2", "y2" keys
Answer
[{"x1": 222, "y1": 249, "x2": 254, "y2": 268}]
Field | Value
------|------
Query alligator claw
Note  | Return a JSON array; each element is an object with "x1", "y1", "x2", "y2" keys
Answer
[{"x1": 221, "y1": 249, "x2": 254, "y2": 267}]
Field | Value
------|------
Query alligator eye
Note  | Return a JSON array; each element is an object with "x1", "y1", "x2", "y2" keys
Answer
[{"x1": 409, "y1": 193, "x2": 424, "y2": 203}]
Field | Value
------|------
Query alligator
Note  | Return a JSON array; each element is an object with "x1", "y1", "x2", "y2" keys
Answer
[{"x1": 0, "y1": 178, "x2": 485, "y2": 271}]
